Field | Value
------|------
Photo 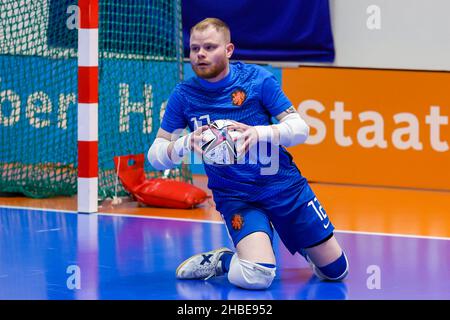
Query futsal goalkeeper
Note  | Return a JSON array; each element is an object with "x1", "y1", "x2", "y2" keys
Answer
[{"x1": 147, "y1": 18, "x2": 349, "y2": 290}]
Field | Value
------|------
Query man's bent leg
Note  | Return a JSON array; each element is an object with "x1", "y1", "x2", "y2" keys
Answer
[
  {"x1": 303, "y1": 235, "x2": 349, "y2": 281},
  {"x1": 236, "y1": 231, "x2": 276, "y2": 264},
  {"x1": 176, "y1": 205, "x2": 276, "y2": 289},
  {"x1": 227, "y1": 231, "x2": 276, "y2": 290}
]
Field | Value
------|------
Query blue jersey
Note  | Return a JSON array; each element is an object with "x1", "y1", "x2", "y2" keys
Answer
[{"x1": 160, "y1": 62, "x2": 313, "y2": 204}]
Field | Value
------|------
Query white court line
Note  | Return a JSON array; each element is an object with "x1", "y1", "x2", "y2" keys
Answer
[
  {"x1": 335, "y1": 229, "x2": 450, "y2": 241},
  {"x1": 0, "y1": 205, "x2": 77, "y2": 214},
  {"x1": 36, "y1": 228, "x2": 61, "y2": 233},
  {"x1": 0, "y1": 204, "x2": 224, "y2": 225},
  {"x1": 97, "y1": 212, "x2": 225, "y2": 225},
  {"x1": 1, "y1": 204, "x2": 449, "y2": 240}
]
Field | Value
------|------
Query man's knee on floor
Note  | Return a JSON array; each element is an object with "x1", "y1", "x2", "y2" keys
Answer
[
  {"x1": 227, "y1": 254, "x2": 276, "y2": 290},
  {"x1": 315, "y1": 251, "x2": 349, "y2": 281}
]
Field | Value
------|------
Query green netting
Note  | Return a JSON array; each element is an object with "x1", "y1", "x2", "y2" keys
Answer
[{"x1": 0, "y1": 0, "x2": 190, "y2": 200}]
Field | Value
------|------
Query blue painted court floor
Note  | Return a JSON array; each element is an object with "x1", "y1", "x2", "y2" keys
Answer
[{"x1": 0, "y1": 206, "x2": 449, "y2": 300}]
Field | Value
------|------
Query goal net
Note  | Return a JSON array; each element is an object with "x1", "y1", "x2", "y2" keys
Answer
[{"x1": 0, "y1": 0, "x2": 190, "y2": 200}]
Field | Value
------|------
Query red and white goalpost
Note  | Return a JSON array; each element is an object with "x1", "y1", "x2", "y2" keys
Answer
[
  {"x1": 77, "y1": 0, "x2": 98, "y2": 213},
  {"x1": 0, "y1": 0, "x2": 187, "y2": 203}
]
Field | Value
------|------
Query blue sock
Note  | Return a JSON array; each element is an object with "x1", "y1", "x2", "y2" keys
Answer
[
  {"x1": 220, "y1": 252, "x2": 233, "y2": 273},
  {"x1": 317, "y1": 252, "x2": 348, "y2": 280},
  {"x1": 257, "y1": 263, "x2": 276, "y2": 268},
  {"x1": 220, "y1": 253, "x2": 276, "y2": 273}
]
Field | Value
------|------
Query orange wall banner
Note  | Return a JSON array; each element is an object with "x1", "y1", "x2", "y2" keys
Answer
[{"x1": 282, "y1": 67, "x2": 450, "y2": 190}]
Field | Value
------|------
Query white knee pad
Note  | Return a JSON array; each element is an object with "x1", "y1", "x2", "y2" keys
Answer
[{"x1": 227, "y1": 254, "x2": 276, "y2": 290}]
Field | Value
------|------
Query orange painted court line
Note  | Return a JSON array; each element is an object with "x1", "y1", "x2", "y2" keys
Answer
[{"x1": 1, "y1": 175, "x2": 450, "y2": 238}]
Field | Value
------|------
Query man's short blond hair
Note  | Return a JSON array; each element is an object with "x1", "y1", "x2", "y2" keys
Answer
[{"x1": 190, "y1": 18, "x2": 231, "y2": 43}]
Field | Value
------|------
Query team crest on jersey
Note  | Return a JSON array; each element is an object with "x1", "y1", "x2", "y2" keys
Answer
[
  {"x1": 231, "y1": 89, "x2": 247, "y2": 106},
  {"x1": 231, "y1": 214, "x2": 244, "y2": 230}
]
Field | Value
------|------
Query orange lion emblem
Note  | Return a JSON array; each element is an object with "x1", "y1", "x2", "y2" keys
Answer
[
  {"x1": 231, "y1": 214, "x2": 244, "y2": 230},
  {"x1": 231, "y1": 89, "x2": 247, "y2": 106}
]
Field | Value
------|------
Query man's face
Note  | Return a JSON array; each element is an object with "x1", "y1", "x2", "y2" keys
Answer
[{"x1": 189, "y1": 26, "x2": 233, "y2": 79}]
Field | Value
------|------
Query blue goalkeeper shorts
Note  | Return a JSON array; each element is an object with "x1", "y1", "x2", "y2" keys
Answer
[{"x1": 215, "y1": 182, "x2": 335, "y2": 255}]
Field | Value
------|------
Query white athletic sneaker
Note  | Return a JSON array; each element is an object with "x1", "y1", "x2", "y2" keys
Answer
[{"x1": 176, "y1": 247, "x2": 233, "y2": 280}]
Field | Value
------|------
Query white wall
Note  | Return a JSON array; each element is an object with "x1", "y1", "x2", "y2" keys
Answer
[{"x1": 327, "y1": 0, "x2": 450, "y2": 71}]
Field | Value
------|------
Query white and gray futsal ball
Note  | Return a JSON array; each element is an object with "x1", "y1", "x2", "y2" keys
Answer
[{"x1": 201, "y1": 120, "x2": 243, "y2": 165}]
